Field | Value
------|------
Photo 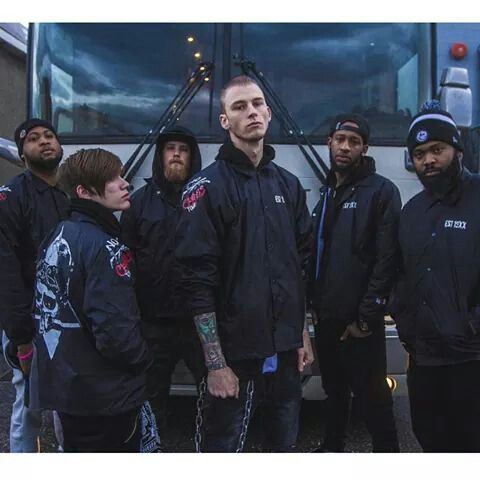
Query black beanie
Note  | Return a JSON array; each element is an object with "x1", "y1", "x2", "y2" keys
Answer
[
  {"x1": 329, "y1": 113, "x2": 370, "y2": 144},
  {"x1": 14, "y1": 118, "x2": 59, "y2": 158},
  {"x1": 407, "y1": 101, "x2": 463, "y2": 157}
]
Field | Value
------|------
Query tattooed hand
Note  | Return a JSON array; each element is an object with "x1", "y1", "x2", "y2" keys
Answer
[
  {"x1": 194, "y1": 312, "x2": 239, "y2": 398},
  {"x1": 208, "y1": 367, "x2": 240, "y2": 399}
]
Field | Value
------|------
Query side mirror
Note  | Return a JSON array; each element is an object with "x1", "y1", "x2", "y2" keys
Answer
[{"x1": 439, "y1": 67, "x2": 472, "y2": 128}]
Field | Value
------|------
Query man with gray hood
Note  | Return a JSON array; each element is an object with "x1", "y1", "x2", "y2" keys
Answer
[{"x1": 121, "y1": 126, "x2": 205, "y2": 448}]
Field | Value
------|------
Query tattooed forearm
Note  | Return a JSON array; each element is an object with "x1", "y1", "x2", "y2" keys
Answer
[
  {"x1": 194, "y1": 312, "x2": 226, "y2": 371},
  {"x1": 196, "y1": 312, "x2": 219, "y2": 344}
]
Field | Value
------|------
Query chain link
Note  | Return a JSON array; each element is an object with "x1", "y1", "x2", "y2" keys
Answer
[
  {"x1": 194, "y1": 377, "x2": 207, "y2": 453},
  {"x1": 236, "y1": 379, "x2": 254, "y2": 453}
]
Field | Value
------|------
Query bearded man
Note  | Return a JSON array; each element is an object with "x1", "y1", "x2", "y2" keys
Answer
[
  {"x1": 0, "y1": 118, "x2": 69, "y2": 452},
  {"x1": 393, "y1": 102, "x2": 480, "y2": 452},
  {"x1": 120, "y1": 126, "x2": 205, "y2": 449}
]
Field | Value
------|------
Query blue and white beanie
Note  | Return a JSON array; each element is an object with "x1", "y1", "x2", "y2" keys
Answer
[{"x1": 407, "y1": 100, "x2": 463, "y2": 156}]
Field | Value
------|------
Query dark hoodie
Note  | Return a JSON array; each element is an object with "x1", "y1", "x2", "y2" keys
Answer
[
  {"x1": 120, "y1": 126, "x2": 202, "y2": 322},
  {"x1": 307, "y1": 156, "x2": 402, "y2": 330}
]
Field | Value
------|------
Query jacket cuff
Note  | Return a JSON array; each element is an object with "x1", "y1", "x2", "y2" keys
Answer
[
  {"x1": 192, "y1": 306, "x2": 216, "y2": 317},
  {"x1": 358, "y1": 314, "x2": 384, "y2": 331},
  {"x1": 5, "y1": 330, "x2": 35, "y2": 348}
]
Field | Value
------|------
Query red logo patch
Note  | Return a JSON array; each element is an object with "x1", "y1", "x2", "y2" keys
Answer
[
  {"x1": 182, "y1": 185, "x2": 206, "y2": 212},
  {"x1": 0, "y1": 193, "x2": 7, "y2": 201},
  {"x1": 114, "y1": 250, "x2": 133, "y2": 277}
]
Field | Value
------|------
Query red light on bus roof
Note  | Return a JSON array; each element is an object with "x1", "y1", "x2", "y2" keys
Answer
[{"x1": 450, "y1": 42, "x2": 468, "y2": 60}]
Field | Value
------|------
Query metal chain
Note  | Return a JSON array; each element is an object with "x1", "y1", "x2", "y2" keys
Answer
[
  {"x1": 195, "y1": 377, "x2": 207, "y2": 453},
  {"x1": 235, "y1": 379, "x2": 255, "y2": 453}
]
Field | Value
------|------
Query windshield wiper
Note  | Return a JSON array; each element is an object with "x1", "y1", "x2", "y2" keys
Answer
[{"x1": 123, "y1": 62, "x2": 214, "y2": 182}]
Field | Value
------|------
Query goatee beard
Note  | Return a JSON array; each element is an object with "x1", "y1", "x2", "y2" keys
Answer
[
  {"x1": 28, "y1": 153, "x2": 62, "y2": 173},
  {"x1": 329, "y1": 150, "x2": 358, "y2": 174},
  {"x1": 417, "y1": 154, "x2": 462, "y2": 198}
]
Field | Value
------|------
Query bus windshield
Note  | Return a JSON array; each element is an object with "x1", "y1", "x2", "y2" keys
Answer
[{"x1": 30, "y1": 23, "x2": 430, "y2": 145}]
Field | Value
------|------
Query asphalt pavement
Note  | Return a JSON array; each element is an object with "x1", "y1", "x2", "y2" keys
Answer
[{"x1": 0, "y1": 357, "x2": 421, "y2": 453}]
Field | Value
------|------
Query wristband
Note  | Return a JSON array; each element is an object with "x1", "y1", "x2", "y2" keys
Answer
[{"x1": 17, "y1": 348, "x2": 34, "y2": 362}]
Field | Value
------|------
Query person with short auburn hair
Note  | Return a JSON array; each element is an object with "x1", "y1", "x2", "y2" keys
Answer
[
  {"x1": 57, "y1": 147, "x2": 124, "y2": 198},
  {"x1": 28, "y1": 148, "x2": 152, "y2": 452}
]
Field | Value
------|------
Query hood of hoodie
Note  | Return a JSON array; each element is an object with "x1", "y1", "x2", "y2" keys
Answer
[
  {"x1": 151, "y1": 126, "x2": 202, "y2": 197},
  {"x1": 326, "y1": 155, "x2": 376, "y2": 188}
]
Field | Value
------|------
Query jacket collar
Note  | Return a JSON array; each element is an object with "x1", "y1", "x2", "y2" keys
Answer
[
  {"x1": 27, "y1": 169, "x2": 57, "y2": 193},
  {"x1": 216, "y1": 138, "x2": 276, "y2": 177},
  {"x1": 145, "y1": 176, "x2": 182, "y2": 206},
  {"x1": 69, "y1": 198, "x2": 121, "y2": 238},
  {"x1": 325, "y1": 156, "x2": 376, "y2": 205},
  {"x1": 326, "y1": 155, "x2": 376, "y2": 189}
]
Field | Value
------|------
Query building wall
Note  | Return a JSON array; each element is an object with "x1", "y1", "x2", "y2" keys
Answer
[{"x1": 0, "y1": 47, "x2": 26, "y2": 141}]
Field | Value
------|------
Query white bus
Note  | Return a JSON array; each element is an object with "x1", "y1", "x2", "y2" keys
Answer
[{"x1": 27, "y1": 22, "x2": 480, "y2": 398}]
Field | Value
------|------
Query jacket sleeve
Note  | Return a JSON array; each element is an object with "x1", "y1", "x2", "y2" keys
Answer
[
  {"x1": 119, "y1": 197, "x2": 139, "y2": 251},
  {"x1": 175, "y1": 178, "x2": 230, "y2": 316},
  {"x1": 389, "y1": 211, "x2": 418, "y2": 353},
  {"x1": 294, "y1": 179, "x2": 313, "y2": 279},
  {"x1": 0, "y1": 190, "x2": 36, "y2": 346},
  {"x1": 82, "y1": 242, "x2": 150, "y2": 373},
  {"x1": 358, "y1": 181, "x2": 402, "y2": 330},
  {"x1": 306, "y1": 195, "x2": 324, "y2": 310}
]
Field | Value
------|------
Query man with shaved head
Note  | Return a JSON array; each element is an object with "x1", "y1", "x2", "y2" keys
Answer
[{"x1": 176, "y1": 75, "x2": 313, "y2": 452}]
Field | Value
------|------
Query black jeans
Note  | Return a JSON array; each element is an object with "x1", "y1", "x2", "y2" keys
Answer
[
  {"x1": 141, "y1": 317, "x2": 205, "y2": 437},
  {"x1": 198, "y1": 350, "x2": 302, "y2": 452},
  {"x1": 315, "y1": 319, "x2": 399, "y2": 452},
  {"x1": 407, "y1": 359, "x2": 480, "y2": 452},
  {"x1": 58, "y1": 407, "x2": 141, "y2": 452}
]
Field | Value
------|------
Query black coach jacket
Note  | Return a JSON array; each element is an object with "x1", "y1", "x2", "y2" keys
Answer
[
  {"x1": 120, "y1": 126, "x2": 202, "y2": 322},
  {"x1": 308, "y1": 157, "x2": 401, "y2": 330},
  {"x1": 29, "y1": 200, "x2": 150, "y2": 415},
  {"x1": 393, "y1": 169, "x2": 480, "y2": 365},
  {"x1": 0, "y1": 170, "x2": 69, "y2": 347},
  {"x1": 175, "y1": 140, "x2": 312, "y2": 362}
]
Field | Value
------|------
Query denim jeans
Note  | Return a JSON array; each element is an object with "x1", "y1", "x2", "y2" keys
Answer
[
  {"x1": 2, "y1": 333, "x2": 42, "y2": 453},
  {"x1": 197, "y1": 349, "x2": 302, "y2": 453}
]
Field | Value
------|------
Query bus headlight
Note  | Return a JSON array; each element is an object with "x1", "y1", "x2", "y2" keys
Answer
[{"x1": 386, "y1": 376, "x2": 397, "y2": 392}]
